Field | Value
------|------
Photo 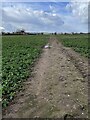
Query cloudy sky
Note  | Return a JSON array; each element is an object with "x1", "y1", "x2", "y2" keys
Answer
[{"x1": 0, "y1": 0, "x2": 89, "y2": 33}]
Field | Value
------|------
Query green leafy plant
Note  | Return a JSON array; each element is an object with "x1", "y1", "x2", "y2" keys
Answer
[
  {"x1": 2, "y1": 35, "x2": 48, "y2": 107},
  {"x1": 57, "y1": 34, "x2": 89, "y2": 58}
]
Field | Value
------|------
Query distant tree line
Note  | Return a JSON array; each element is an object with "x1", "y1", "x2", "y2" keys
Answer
[
  {"x1": 1, "y1": 29, "x2": 89, "y2": 36},
  {"x1": 1, "y1": 32, "x2": 44, "y2": 35},
  {"x1": 1, "y1": 29, "x2": 42, "y2": 35}
]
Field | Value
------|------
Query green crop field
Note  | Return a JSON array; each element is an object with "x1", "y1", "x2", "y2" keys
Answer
[
  {"x1": 2, "y1": 35, "x2": 48, "y2": 107},
  {"x1": 57, "y1": 34, "x2": 89, "y2": 58},
  {"x1": 0, "y1": 84, "x2": 1, "y2": 98},
  {"x1": 2, "y1": 34, "x2": 89, "y2": 108}
]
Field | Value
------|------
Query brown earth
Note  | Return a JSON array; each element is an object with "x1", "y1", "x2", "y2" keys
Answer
[{"x1": 3, "y1": 36, "x2": 88, "y2": 119}]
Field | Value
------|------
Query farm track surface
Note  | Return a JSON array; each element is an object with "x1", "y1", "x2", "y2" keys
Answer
[{"x1": 3, "y1": 37, "x2": 88, "y2": 119}]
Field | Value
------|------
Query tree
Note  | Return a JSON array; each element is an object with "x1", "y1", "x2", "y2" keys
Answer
[
  {"x1": 54, "y1": 32, "x2": 57, "y2": 35},
  {"x1": 16, "y1": 28, "x2": 25, "y2": 34}
]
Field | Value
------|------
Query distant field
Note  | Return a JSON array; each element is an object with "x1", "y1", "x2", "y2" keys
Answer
[
  {"x1": 2, "y1": 35, "x2": 48, "y2": 107},
  {"x1": 57, "y1": 34, "x2": 89, "y2": 58}
]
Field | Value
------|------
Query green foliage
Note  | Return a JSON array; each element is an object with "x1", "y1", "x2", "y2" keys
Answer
[
  {"x1": 57, "y1": 34, "x2": 89, "y2": 58},
  {"x1": 2, "y1": 35, "x2": 48, "y2": 107},
  {"x1": 0, "y1": 84, "x2": 2, "y2": 98}
]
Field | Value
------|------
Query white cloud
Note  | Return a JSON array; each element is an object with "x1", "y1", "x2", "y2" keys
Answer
[
  {"x1": 0, "y1": 26, "x2": 5, "y2": 33},
  {"x1": 2, "y1": 5, "x2": 64, "y2": 32},
  {"x1": 1, "y1": 0, "x2": 71, "y2": 2},
  {"x1": 49, "y1": 5, "x2": 56, "y2": 13},
  {"x1": 67, "y1": 0, "x2": 89, "y2": 24},
  {"x1": 1, "y1": 0, "x2": 90, "y2": 2},
  {"x1": 1, "y1": 2, "x2": 89, "y2": 33},
  {"x1": 71, "y1": 0, "x2": 90, "y2": 2},
  {"x1": 0, "y1": 26, "x2": 4, "y2": 30}
]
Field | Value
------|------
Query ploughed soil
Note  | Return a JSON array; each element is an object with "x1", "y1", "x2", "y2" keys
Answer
[{"x1": 3, "y1": 37, "x2": 88, "y2": 119}]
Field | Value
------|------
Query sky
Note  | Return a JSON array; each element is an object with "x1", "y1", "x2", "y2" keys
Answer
[{"x1": 0, "y1": 0, "x2": 89, "y2": 33}]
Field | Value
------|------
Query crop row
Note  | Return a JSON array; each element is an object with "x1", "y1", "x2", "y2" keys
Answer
[
  {"x1": 2, "y1": 35, "x2": 48, "y2": 107},
  {"x1": 57, "y1": 34, "x2": 89, "y2": 58},
  {"x1": 0, "y1": 84, "x2": 1, "y2": 98}
]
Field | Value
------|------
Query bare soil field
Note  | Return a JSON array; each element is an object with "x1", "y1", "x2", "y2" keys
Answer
[{"x1": 3, "y1": 37, "x2": 88, "y2": 119}]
